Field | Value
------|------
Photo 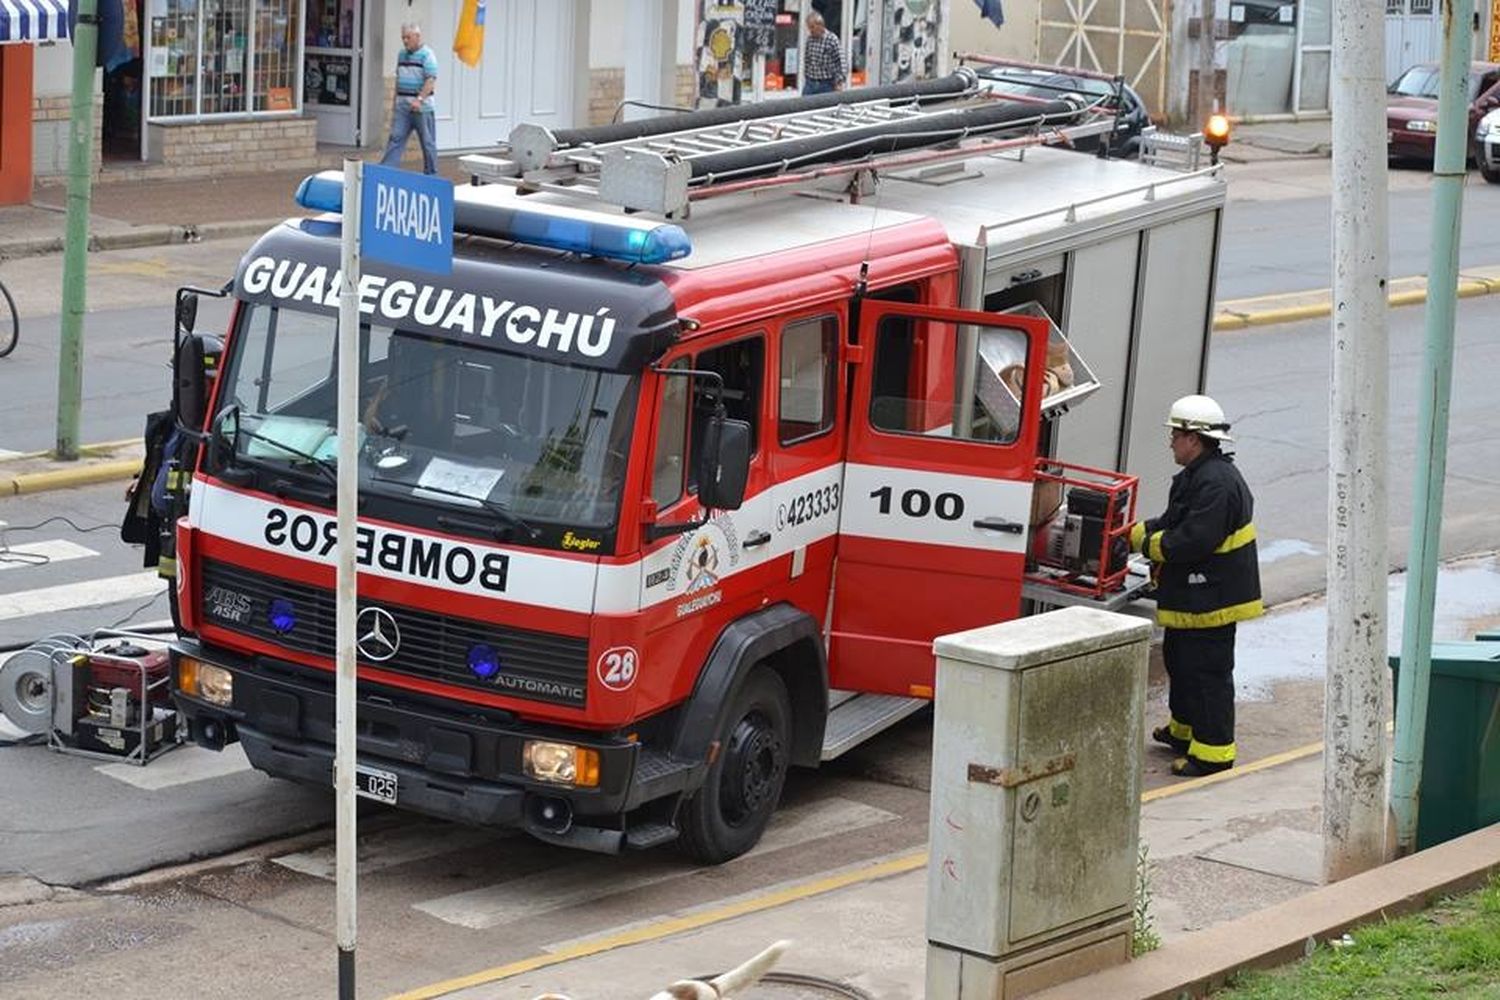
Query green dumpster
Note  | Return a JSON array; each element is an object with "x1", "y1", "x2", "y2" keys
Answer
[{"x1": 1389, "y1": 641, "x2": 1500, "y2": 851}]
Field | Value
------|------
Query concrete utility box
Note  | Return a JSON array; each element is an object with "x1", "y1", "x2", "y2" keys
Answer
[{"x1": 926, "y1": 607, "x2": 1152, "y2": 999}]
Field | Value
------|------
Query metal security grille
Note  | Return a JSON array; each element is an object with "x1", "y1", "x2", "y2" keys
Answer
[
  {"x1": 1036, "y1": 0, "x2": 1170, "y2": 116},
  {"x1": 200, "y1": 559, "x2": 589, "y2": 707}
]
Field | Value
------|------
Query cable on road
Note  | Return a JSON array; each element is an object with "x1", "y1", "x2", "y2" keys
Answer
[
  {"x1": 689, "y1": 972, "x2": 875, "y2": 999},
  {"x1": 0, "y1": 516, "x2": 118, "y2": 569}
]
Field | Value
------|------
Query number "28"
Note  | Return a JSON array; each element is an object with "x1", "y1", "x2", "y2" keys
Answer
[{"x1": 597, "y1": 646, "x2": 640, "y2": 691}]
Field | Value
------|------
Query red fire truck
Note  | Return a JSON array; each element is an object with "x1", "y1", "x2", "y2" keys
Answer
[{"x1": 158, "y1": 70, "x2": 1225, "y2": 862}]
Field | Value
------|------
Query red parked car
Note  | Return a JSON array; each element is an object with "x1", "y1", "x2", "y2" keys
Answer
[{"x1": 1387, "y1": 61, "x2": 1500, "y2": 163}]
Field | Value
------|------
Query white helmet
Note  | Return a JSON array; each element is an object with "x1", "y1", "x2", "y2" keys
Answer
[{"x1": 1165, "y1": 394, "x2": 1233, "y2": 441}]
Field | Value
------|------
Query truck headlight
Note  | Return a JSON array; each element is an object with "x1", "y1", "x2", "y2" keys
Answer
[
  {"x1": 523, "y1": 740, "x2": 600, "y2": 787},
  {"x1": 1407, "y1": 119, "x2": 1437, "y2": 133},
  {"x1": 179, "y1": 657, "x2": 234, "y2": 707}
]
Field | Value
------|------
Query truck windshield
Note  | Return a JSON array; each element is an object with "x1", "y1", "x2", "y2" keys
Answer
[{"x1": 215, "y1": 303, "x2": 637, "y2": 531}]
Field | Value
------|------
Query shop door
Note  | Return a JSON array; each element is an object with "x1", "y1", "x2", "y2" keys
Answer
[
  {"x1": 305, "y1": 0, "x2": 363, "y2": 144},
  {"x1": 432, "y1": 0, "x2": 576, "y2": 152},
  {"x1": 828, "y1": 301, "x2": 1047, "y2": 695}
]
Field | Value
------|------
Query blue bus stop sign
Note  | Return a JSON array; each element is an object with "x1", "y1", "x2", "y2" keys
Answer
[{"x1": 361, "y1": 163, "x2": 454, "y2": 275}]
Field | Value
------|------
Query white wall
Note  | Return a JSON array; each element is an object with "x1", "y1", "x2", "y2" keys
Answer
[
  {"x1": 32, "y1": 41, "x2": 72, "y2": 98},
  {"x1": 947, "y1": 0, "x2": 1029, "y2": 63},
  {"x1": 590, "y1": 0, "x2": 694, "y2": 68}
]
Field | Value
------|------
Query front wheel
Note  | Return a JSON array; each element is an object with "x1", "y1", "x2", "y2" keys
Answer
[
  {"x1": 678, "y1": 668, "x2": 792, "y2": 864},
  {"x1": 0, "y1": 281, "x2": 17, "y2": 359},
  {"x1": 1481, "y1": 159, "x2": 1500, "y2": 184}
]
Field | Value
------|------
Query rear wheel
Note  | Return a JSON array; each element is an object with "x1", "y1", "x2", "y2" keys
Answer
[{"x1": 678, "y1": 668, "x2": 791, "y2": 864}]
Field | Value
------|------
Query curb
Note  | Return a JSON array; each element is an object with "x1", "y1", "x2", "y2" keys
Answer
[
  {"x1": 1214, "y1": 267, "x2": 1500, "y2": 331},
  {"x1": 3, "y1": 458, "x2": 142, "y2": 496},
  {"x1": 0, "y1": 217, "x2": 294, "y2": 261},
  {"x1": 1029, "y1": 824, "x2": 1500, "y2": 1000}
]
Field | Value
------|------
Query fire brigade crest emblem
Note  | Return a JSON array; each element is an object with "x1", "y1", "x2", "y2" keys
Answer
[{"x1": 665, "y1": 516, "x2": 740, "y2": 593}]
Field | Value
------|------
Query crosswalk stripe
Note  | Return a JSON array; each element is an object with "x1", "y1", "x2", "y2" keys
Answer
[
  {"x1": 274, "y1": 821, "x2": 505, "y2": 881},
  {"x1": 0, "y1": 571, "x2": 162, "y2": 622},
  {"x1": 94, "y1": 744, "x2": 255, "y2": 790},
  {"x1": 412, "y1": 795, "x2": 899, "y2": 930},
  {"x1": 0, "y1": 540, "x2": 99, "y2": 572}
]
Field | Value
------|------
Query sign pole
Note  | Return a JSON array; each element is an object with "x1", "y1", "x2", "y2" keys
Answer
[{"x1": 336, "y1": 156, "x2": 363, "y2": 1000}]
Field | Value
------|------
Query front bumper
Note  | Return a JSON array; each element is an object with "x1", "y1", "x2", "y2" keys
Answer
[
  {"x1": 1481, "y1": 136, "x2": 1500, "y2": 172},
  {"x1": 1387, "y1": 128, "x2": 1436, "y2": 162},
  {"x1": 170, "y1": 639, "x2": 673, "y2": 841}
]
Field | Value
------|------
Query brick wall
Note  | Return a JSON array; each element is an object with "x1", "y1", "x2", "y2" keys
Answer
[
  {"x1": 585, "y1": 65, "x2": 697, "y2": 127},
  {"x1": 144, "y1": 117, "x2": 320, "y2": 181},
  {"x1": 32, "y1": 93, "x2": 102, "y2": 181},
  {"x1": 588, "y1": 67, "x2": 625, "y2": 126}
]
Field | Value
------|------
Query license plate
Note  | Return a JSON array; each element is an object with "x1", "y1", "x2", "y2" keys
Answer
[{"x1": 355, "y1": 764, "x2": 398, "y2": 804}]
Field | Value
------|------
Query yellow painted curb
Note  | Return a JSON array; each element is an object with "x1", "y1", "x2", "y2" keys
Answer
[
  {"x1": 0, "y1": 438, "x2": 140, "y2": 464},
  {"x1": 393, "y1": 738, "x2": 1330, "y2": 1000},
  {"x1": 5, "y1": 457, "x2": 142, "y2": 496},
  {"x1": 1213, "y1": 269, "x2": 1500, "y2": 332}
]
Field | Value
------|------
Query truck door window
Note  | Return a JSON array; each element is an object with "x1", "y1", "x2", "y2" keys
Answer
[
  {"x1": 690, "y1": 336, "x2": 764, "y2": 492},
  {"x1": 869, "y1": 314, "x2": 1027, "y2": 445},
  {"x1": 651, "y1": 358, "x2": 691, "y2": 508},
  {"x1": 778, "y1": 314, "x2": 837, "y2": 445}
]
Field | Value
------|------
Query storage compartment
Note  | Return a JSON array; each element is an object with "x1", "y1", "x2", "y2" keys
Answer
[{"x1": 974, "y1": 301, "x2": 1102, "y2": 436}]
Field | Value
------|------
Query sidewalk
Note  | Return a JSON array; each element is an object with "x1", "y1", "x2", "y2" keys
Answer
[
  {"x1": 0, "y1": 149, "x2": 472, "y2": 261},
  {"x1": 399, "y1": 751, "x2": 1500, "y2": 1000},
  {"x1": 1226, "y1": 117, "x2": 1333, "y2": 162}
]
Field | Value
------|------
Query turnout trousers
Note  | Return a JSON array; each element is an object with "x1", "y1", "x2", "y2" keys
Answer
[{"x1": 1162, "y1": 623, "x2": 1237, "y2": 765}]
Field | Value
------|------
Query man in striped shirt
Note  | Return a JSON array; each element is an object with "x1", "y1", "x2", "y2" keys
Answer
[
  {"x1": 801, "y1": 12, "x2": 846, "y2": 95},
  {"x1": 381, "y1": 22, "x2": 439, "y2": 175}
]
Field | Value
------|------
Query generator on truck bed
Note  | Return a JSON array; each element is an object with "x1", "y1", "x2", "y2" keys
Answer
[{"x1": 151, "y1": 71, "x2": 1225, "y2": 862}]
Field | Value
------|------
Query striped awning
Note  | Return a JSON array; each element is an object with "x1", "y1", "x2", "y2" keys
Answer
[{"x1": 0, "y1": 0, "x2": 70, "y2": 44}]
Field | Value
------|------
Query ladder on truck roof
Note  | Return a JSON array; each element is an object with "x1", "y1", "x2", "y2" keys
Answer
[{"x1": 461, "y1": 73, "x2": 1115, "y2": 218}]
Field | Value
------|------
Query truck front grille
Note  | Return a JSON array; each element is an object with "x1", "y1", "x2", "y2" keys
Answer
[{"x1": 200, "y1": 559, "x2": 588, "y2": 707}]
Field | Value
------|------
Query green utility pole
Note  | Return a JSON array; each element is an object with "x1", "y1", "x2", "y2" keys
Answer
[
  {"x1": 1391, "y1": 0, "x2": 1474, "y2": 853},
  {"x1": 56, "y1": 0, "x2": 100, "y2": 461}
]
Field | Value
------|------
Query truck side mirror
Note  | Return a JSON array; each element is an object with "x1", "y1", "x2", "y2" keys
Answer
[
  {"x1": 176, "y1": 291, "x2": 199, "y2": 337},
  {"x1": 697, "y1": 414, "x2": 751, "y2": 511},
  {"x1": 208, "y1": 405, "x2": 240, "y2": 468},
  {"x1": 173, "y1": 333, "x2": 219, "y2": 432}
]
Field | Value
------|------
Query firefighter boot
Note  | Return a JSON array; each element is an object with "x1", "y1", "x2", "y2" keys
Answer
[
  {"x1": 1171, "y1": 755, "x2": 1233, "y2": 777},
  {"x1": 1151, "y1": 718, "x2": 1191, "y2": 754}
]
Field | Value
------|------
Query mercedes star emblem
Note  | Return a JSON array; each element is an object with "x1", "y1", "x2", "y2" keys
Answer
[{"x1": 356, "y1": 606, "x2": 401, "y2": 661}]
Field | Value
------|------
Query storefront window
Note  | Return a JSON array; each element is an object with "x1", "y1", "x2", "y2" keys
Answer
[{"x1": 147, "y1": 0, "x2": 300, "y2": 118}]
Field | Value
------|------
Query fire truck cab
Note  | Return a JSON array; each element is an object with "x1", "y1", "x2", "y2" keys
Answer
[{"x1": 163, "y1": 79, "x2": 1225, "y2": 863}]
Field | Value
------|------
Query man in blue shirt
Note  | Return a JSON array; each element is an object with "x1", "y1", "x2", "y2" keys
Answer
[{"x1": 381, "y1": 22, "x2": 439, "y2": 175}]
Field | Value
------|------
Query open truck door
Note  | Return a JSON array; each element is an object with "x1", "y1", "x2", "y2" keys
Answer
[{"x1": 830, "y1": 301, "x2": 1049, "y2": 695}]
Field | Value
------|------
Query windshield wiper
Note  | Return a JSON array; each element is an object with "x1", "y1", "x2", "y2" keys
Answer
[
  {"x1": 237, "y1": 426, "x2": 339, "y2": 484},
  {"x1": 368, "y1": 473, "x2": 540, "y2": 542}
]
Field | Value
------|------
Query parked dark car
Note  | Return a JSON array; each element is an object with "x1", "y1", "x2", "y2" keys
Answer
[
  {"x1": 972, "y1": 65, "x2": 1152, "y2": 159},
  {"x1": 1387, "y1": 61, "x2": 1500, "y2": 163}
]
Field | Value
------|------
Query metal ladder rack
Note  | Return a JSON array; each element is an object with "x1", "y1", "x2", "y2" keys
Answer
[{"x1": 464, "y1": 91, "x2": 1112, "y2": 218}]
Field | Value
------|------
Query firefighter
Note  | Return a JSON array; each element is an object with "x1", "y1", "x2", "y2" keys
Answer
[{"x1": 1129, "y1": 394, "x2": 1262, "y2": 777}]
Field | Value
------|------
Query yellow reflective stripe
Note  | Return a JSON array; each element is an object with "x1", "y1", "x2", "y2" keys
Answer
[
  {"x1": 1214, "y1": 523, "x2": 1256, "y2": 554},
  {"x1": 1147, "y1": 531, "x2": 1165, "y2": 563},
  {"x1": 1188, "y1": 739, "x2": 1236, "y2": 763},
  {"x1": 1129, "y1": 521, "x2": 1146, "y2": 553},
  {"x1": 157, "y1": 556, "x2": 178, "y2": 578},
  {"x1": 166, "y1": 471, "x2": 186, "y2": 490},
  {"x1": 1168, "y1": 718, "x2": 1193, "y2": 741},
  {"x1": 1156, "y1": 598, "x2": 1264, "y2": 629}
]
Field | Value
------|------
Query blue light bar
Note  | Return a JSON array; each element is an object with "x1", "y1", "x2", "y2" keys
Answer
[
  {"x1": 292, "y1": 171, "x2": 691, "y2": 265},
  {"x1": 294, "y1": 170, "x2": 344, "y2": 213}
]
